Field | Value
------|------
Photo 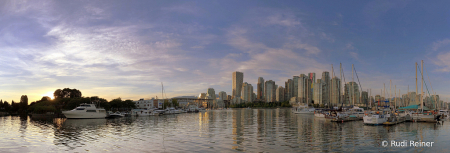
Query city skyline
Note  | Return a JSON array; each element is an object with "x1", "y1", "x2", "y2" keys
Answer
[{"x1": 2, "y1": 1, "x2": 450, "y2": 103}]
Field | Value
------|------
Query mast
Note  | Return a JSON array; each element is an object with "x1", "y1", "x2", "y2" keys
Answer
[
  {"x1": 390, "y1": 80, "x2": 392, "y2": 107},
  {"x1": 383, "y1": 83, "x2": 386, "y2": 107},
  {"x1": 421, "y1": 60, "x2": 424, "y2": 112},
  {"x1": 395, "y1": 85, "x2": 397, "y2": 109},
  {"x1": 370, "y1": 89, "x2": 371, "y2": 108},
  {"x1": 416, "y1": 62, "x2": 418, "y2": 105},
  {"x1": 331, "y1": 64, "x2": 334, "y2": 107}
]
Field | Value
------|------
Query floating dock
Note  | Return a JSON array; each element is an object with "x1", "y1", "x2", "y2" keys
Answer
[{"x1": 383, "y1": 116, "x2": 406, "y2": 125}]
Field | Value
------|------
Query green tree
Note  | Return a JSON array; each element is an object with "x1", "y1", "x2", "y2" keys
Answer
[
  {"x1": 110, "y1": 98, "x2": 123, "y2": 111},
  {"x1": 172, "y1": 99, "x2": 179, "y2": 107}
]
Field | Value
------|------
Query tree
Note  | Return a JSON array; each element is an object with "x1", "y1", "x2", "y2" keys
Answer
[
  {"x1": 110, "y1": 98, "x2": 123, "y2": 111},
  {"x1": 53, "y1": 88, "x2": 82, "y2": 99},
  {"x1": 172, "y1": 99, "x2": 179, "y2": 107}
]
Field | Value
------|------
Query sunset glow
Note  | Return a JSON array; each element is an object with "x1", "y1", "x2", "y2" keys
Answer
[{"x1": 41, "y1": 91, "x2": 55, "y2": 100}]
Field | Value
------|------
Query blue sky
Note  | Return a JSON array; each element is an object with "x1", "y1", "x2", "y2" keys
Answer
[{"x1": 1, "y1": 0, "x2": 450, "y2": 102}]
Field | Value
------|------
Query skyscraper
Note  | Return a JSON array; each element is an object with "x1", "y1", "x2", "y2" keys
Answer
[
  {"x1": 345, "y1": 82, "x2": 360, "y2": 105},
  {"x1": 293, "y1": 76, "x2": 299, "y2": 98},
  {"x1": 206, "y1": 88, "x2": 217, "y2": 108},
  {"x1": 321, "y1": 71, "x2": 330, "y2": 105},
  {"x1": 232, "y1": 71, "x2": 244, "y2": 104},
  {"x1": 241, "y1": 82, "x2": 253, "y2": 103},
  {"x1": 298, "y1": 74, "x2": 311, "y2": 104},
  {"x1": 276, "y1": 86, "x2": 285, "y2": 102},
  {"x1": 285, "y1": 79, "x2": 293, "y2": 101},
  {"x1": 257, "y1": 77, "x2": 264, "y2": 100},
  {"x1": 330, "y1": 76, "x2": 341, "y2": 106},
  {"x1": 264, "y1": 80, "x2": 276, "y2": 102},
  {"x1": 218, "y1": 91, "x2": 227, "y2": 100},
  {"x1": 313, "y1": 79, "x2": 323, "y2": 105}
]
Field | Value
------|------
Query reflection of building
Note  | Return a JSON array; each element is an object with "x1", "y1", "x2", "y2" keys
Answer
[{"x1": 232, "y1": 71, "x2": 244, "y2": 104}]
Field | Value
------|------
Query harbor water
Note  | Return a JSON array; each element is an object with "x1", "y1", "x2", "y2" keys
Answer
[{"x1": 1, "y1": 108, "x2": 450, "y2": 152}]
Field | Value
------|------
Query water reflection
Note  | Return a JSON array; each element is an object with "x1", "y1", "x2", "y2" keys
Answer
[{"x1": 1, "y1": 109, "x2": 450, "y2": 152}]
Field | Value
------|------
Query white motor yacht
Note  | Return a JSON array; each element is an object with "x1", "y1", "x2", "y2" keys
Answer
[
  {"x1": 107, "y1": 111, "x2": 124, "y2": 118},
  {"x1": 363, "y1": 110, "x2": 390, "y2": 125},
  {"x1": 133, "y1": 108, "x2": 160, "y2": 116},
  {"x1": 438, "y1": 110, "x2": 449, "y2": 119},
  {"x1": 348, "y1": 107, "x2": 365, "y2": 119},
  {"x1": 314, "y1": 109, "x2": 327, "y2": 118},
  {"x1": 292, "y1": 104, "x2": 315, "y2": 114},
  {"x1": 63, "y1": 103, "x2": 107, "y2": 119}
]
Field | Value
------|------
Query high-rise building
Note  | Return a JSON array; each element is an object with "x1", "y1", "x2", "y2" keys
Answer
[
  {"x1": 219, "y1": 91, "x2": 227, "y2": 100},
  {"x1": 252, "y1": 93, "x2": 256, "y2": 102},
  {"x1": 206, "y1": 88, "x2": 217, "y2": 108},
  {"x1": 241, "y1": 82, "x2": 253, "y2": 103},
  {"x1": 293, "y1": 76, "x2": 299, "y2": 98},
  {"x1": 257, "y1": 77, "x2": 264, "y2": 100},
  {"x1": 276, "y1": 86, "x2": 285, "y2": 102},
  {"x1": 321, "y1": 72, "x2": 330, "y2": 105},
  {"x1": 308, "y1": 73, "x2": 316, "y2": 98},
  {"x1": 285, "y1": 79, "x2": 293, "y2": 101},
  {"x1": 313, "y1": 79, "x2": 323, "y2": 105},
  {"x1": 407, "y1": 92, "x2": 417, "y2": 105},
  {"x1": 298, "y1": 74, "x2": 311, "y2": 104},
  {"x1": 345, "y1": 82, "x2": 359, "y2": 105},
  {"x1": 402, "y1": 94, "x2": 409, "y2": 106},
  {"x1": 232, "y1": 71, "x2": 244, "y2": 104},
  {"x1": 264, "y1": 80, "x2": 276, "y2": 102},
  {"x1": 330, "y1": 77, "x2": 341, "y2": 106},
  {"x1": 361, "y1": 91, "x2": 368, "y2": 106},
  {"x1": 198, "y1": 93, "x2": 206, "y2": 99}
]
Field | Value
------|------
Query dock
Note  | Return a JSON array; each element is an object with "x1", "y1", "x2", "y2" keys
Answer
[{"x1": 383, "y1": 116, "x2": 406, "y2": 125}]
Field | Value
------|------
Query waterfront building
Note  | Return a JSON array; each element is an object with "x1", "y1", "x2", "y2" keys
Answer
[
  {"x1": 198, "y1": 93, "x2": 206, "y2": 99},
  {"x1": 257, "y1": 77, "x2": 265, "y2": 100},
  {"x1": 133, "y1": 98, "x2": 160, "y2": 109},
  {"x1": 369, "y1": 96, "x2": 374, "y2": 107},
  {"x1": 285, "y1": 79, "x2": 293, "y2": 101},
  {"x1": 361, "y1": 91, "x2": 368, "y2": 106},
  {"x1": 344, "y1": 82, "x2": 360, "y2": 105},
  {"x1": 264, "y1": 80, "x2": 276, "y2": 102},
  {"x1": 227, "y1": 95, "x2": 232, "y2": 101},
  {"x1": 330, "y1": 77, "x2": 341, "y2": 106},
  {"x1": 375, "y1": 95, "x2": 381, "y2": 106},
  {"x1": 232, "y1": 71, "x2": 244, "y2": 104},
  {"x1": 252, "y1": 93, "x2": 256, "y2": 102},
  {"x1": 241, "y1": 82, "x2": 253, "y2": 103},
  {"x1": 206, "y1": 88, "x2": 217, "y2": 107},
  {"x1": 298, "y1": 74, "x2": 312, "y2": 104},
  {"x1": 308, "y1": 73, "x2": 316, "y2": 98},
  {"x1": 313, "y1": 79, "x2": 323, "y2": 105},
  {"x1": 407, "y1": 92, "x2": 417, "y2": 105},
  {"x1": 276, "y1": 86, "x2": 285, "y2": 102},
  {"x1": 219, "y1": 91, "x2": 227, "y2": 100},
  {"x1": 293, "y1": 76, "x2": 299, "y2": 98},
  {"x1": 402, "y1": 94, "x2": 409, "y2": 106},
  {"x1": 321, "y1": 71, "x2": 330, "y2": 105}
]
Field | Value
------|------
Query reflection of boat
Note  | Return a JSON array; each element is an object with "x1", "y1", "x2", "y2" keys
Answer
[
  {"x1": 247, "y1": 107, "x2": 251, "y2": 109},
  {"x1": 132, "y1": 108, "x2": 160, "y2": 116},
  {"x1": 198, "y1": 107, "x2": 206, "y2": 112},
  {"x1": 62, "y1": 118, "x2": 107, "y2": 127},
  {"x1": 292, "y1": 104, "x2": 315, "y2": 114},
  {"x1": 62, "y1": 103, "x2": 107, "y2": 119},
  {"x1": 107, "y1": 111, "x2": 124, "y2": 118}
]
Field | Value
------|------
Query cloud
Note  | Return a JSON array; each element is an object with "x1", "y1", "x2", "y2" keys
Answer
[{"x1": 432, "y1": 39, "x2": 450, "y2": 51}]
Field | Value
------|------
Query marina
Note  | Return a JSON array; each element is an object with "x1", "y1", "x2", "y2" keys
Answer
[{"x1": 1, "y1": 108, "x2": 450, "y2": 152}]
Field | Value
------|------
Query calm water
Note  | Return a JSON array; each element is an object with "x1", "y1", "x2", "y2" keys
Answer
[{"x1": 1, "y1": 108, "x2": 450, "y2": 152}]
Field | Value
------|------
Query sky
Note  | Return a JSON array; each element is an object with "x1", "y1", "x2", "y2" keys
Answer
[{"x1": 2, "y1": 0, "x2": 450, "y2": 103}]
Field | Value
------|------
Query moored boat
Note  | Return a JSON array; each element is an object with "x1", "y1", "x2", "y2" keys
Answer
[{"x1": 62, "y1": 103, "x2": 107, "y2": 119}]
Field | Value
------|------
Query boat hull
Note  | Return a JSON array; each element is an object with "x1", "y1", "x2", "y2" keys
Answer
[
  {"x1": 363, "y1": 115, "x2": 387, "y2": 125},
  {"x1": 63, "y1": 111, "x2": 107, "y2": 119}
]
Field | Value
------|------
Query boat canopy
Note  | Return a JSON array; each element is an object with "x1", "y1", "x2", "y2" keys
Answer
[{"x1": 398, "y1": 105, "x2": 431, "y2": 111}]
